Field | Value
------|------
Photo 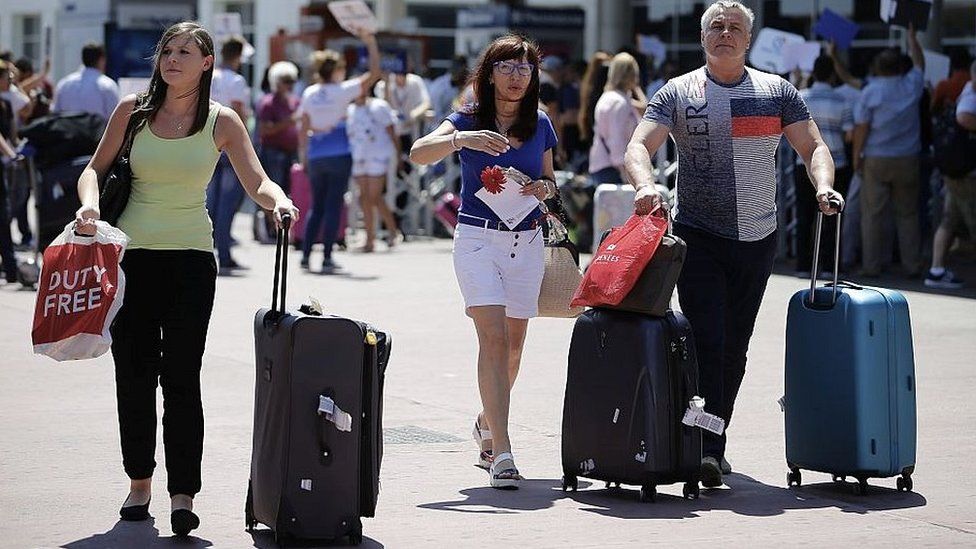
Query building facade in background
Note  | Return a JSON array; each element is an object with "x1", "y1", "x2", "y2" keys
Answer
[{"x1": 0, "y1": 0, "x2": 973, "y2": 104}]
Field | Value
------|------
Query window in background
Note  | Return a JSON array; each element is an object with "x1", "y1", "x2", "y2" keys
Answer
[{"x1": 14, "y1": 14, "x2": 42, "y2": 67}]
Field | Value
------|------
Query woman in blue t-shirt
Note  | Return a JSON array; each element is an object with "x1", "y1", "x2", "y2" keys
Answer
[
  {"x1": 297, "y1": 27, "x2": 380, "y2": 273},
  {"x1": 411, "y1": 34, "x2": 558, "y2": 490}
]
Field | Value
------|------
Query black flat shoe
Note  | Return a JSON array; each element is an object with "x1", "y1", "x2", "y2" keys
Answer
[
  {"x1": 119, "y1": 497, "x2": 151, "y2": 521},
  {"x1": 171, "y1": 508, "x2": 200, "y2": 537}
]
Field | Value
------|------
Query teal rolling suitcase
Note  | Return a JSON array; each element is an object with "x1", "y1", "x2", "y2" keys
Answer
[{"x1": 784, "y1": 211, "x2": 917, "y2": 495}]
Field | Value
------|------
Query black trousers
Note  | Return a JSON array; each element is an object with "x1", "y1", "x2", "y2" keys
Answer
[
  {"x1": 794, "y1": 165, "x2": 851, "y2": 273},
  {"x1": 674, "y1": 224, "x2": 778, "y2": 460},
  {"x1": 111, "y1": 249, "x2": 216, "y2": 497}
]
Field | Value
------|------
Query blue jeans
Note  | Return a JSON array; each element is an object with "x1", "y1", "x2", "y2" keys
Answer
[
  {"x1": 206, "y1": 154, "x2": 245, "y2": 265},
  {"x1": 259, "y1": 146, "x2": 297, "y2": 195},
  {"x1": 303, "y1": 154, "x2": 352, "y2": 261}
]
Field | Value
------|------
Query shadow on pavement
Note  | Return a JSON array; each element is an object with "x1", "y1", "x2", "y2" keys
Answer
[
  {"x1": 61, "y1": 518, "x2": 213, "y2": 548},
  {"x1": 249, "y1": 528, "x2": 384, "y2": 548},
  {"x1": 418, "y1": 479, "x2": 595, "y2": 514},
  {"x1": 417, "y1": 473, "x2": 925, "y2": 519}
]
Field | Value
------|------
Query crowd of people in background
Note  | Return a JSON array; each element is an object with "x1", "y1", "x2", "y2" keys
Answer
[{"x1": 0, "y1": 20, "x2": 973, "y2": 287}]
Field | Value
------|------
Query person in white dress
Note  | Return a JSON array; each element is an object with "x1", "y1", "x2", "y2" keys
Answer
[{"x1": 346, "y1": 91, "x2": 401, "y2": 251}]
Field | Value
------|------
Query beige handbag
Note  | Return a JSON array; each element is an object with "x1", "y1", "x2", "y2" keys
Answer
[{"x1": 538, "y1": 214, "x2": 584, "y2": 318}]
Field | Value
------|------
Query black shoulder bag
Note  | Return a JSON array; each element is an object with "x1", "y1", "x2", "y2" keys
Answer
[{"x1": 99, "y1": 110, "x2": 141, "y2": 225}]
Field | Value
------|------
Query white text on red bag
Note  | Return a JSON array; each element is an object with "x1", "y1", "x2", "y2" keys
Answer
[{"x1": 32, "y1": 222, "x2": 129, "y2": 361}]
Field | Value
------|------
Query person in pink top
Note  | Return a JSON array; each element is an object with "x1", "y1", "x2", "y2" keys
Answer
[
  {"x1": 588, "y1": 53, "x2": 646, "y2": 185},
  {"x1": 257, "y1": 61, "x2": 300, "y2": 195}
]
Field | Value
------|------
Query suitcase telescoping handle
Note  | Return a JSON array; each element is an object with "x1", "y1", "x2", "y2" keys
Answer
[
  {"x1": 270, "y1": 213, "x2": 293, "y2": 318},
  {"x1": 809, "y1": 202, "x2": 843, "y2": 307}
]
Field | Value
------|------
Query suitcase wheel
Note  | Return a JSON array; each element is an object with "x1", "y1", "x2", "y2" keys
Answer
[
  {"x1": 896, "y1": 474, "x2": 913, "y2": 493},
  {"x1": 561, "y1": 474, "x2": 578, "y2": 492},
  {"x1": 682, "y1": 481, "x2": 700, "y2": 500},
  {"x1": 639, "y1": 485, "x2": 656, "y2": 503},
  {"x1": 787, "y1": 470, "x2": 802, "y2": 488},
  {"x1": 852, "y1": 477, "x2": 869, "y2": 496}
]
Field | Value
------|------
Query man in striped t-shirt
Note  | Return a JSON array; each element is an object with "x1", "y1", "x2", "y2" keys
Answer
[{"x1": 625, "y1": 0, "x2": 844, "y2": 488}]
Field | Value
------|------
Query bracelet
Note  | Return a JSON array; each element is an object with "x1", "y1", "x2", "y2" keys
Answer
[
  {"x1": 451, "y1": 130, "x2": 461, "y2": 151},
  {"x1": 540, "y1": 177, "x2": 555, "y2": 199}
]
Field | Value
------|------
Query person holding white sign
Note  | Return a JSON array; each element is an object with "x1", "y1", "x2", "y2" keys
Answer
[
  {"x1": 625, "y1": 0, "x2": 843, "y2": 489},
  {"x1": 297, "y1": 26, "x2": 381, "y2": 274},
  {"x1": 852, "y1": 25, "x2": 925, "y2": 278},
  {"x1": 411, "y1": 34, "x2": 557, "y2": 490}
]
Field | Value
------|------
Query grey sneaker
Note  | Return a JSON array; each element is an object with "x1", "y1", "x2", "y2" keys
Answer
[
  {"x1": 700, "y1": 456, "x2": 723, "y2": 488},
  {"x1": 721, "y1": 457, "x2": 732, "y2": 475},
  {"x1": 321, "y1": 258, "x2": 342, "y2": 274},
  {"x1": 924, "y1": 269, "x2": 963, "y2": 289}
]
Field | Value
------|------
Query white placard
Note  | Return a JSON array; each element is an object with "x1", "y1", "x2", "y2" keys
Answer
[
  {"x1": 637, "y1": 34, "x2": 667, "y2": 67},
  {"x1": 783, "y1": 41, "x2": 822, "y2": 73},
  {"x1": 211, "y1": 13, "x2": 255, "y2": 63},
  {"x1": 880, "y1": 0, "x2": 896, "y2": 22},
  {"x1": 327, "y1": 0, "x2": 379, "y2": 35},
  {"x1": 118, "y1": 77, "x2": 150, "y2": 98},
  {"x1": 474, "y1": 167, "x2": 541, "y2": 230},
  {"x1": 923, "y1": 50, "x2": 951, "y2": 87},
  {"x1": 212, "y1": 12, "x2": 243, "y2": 44},
  {"x1": 749, "y1": 28, "x2": 805, "y2": 75}
]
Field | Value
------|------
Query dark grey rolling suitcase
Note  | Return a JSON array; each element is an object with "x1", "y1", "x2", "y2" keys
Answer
[
  {"x1": 561, "y1": 308, "x2": 701, "y2": 501},
  {"x1": 246, "y1": 217, "x2": 391, "y2": 546}
]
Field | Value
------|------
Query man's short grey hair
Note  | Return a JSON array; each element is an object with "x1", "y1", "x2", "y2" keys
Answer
[
  {"x1": 701, "y1": 1, "x2": 756, "y2": 32},
  {"x1": 268, "y1": 61, "x2": 299, "y2": 90}
]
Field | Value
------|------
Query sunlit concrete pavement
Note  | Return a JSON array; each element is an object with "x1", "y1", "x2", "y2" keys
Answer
[{"x1": 1, "y1": 219, "x2": 974, "y2": 548}]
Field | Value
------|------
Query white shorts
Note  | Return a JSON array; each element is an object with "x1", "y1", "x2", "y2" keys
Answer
[
  {"x1": 452, "y1": 222, "x2": 545, "y2": 319},
  {"x1": 351, "y1": 157, "x2": 390, "y2": 177}
]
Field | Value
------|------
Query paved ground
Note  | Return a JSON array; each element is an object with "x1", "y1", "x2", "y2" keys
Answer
[{"x1": 1, "y1": 220, "x2": 974, "y2": 548}]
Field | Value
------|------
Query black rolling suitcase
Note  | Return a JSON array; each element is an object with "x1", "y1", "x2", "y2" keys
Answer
[
  {"x1": 561, "y1": 308, "x2": 702, "y2": 501},
  {"x1": 247, "y1": 216, "x2": 391, "y2": 546}
]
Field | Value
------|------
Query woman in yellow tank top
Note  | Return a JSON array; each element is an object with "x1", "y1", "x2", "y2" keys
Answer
[{"x1": 73, "y1": 22, "x2": 297, "y2": 537}]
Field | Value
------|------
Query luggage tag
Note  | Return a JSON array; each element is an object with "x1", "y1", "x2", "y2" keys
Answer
[
  {"x1": 299, "y1": 296, "x2": 324, "y2": 316},
  {"x1": 681, "y1": 396, "x2": 726, "y2": 436},
  {"x1": 318, "y1": 395, "x2": 353, "y2": 432}
]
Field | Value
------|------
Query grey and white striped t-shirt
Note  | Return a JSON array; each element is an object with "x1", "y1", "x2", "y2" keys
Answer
[{"x1": 644, "y1": 66, "x2": 810, "y2": 241}]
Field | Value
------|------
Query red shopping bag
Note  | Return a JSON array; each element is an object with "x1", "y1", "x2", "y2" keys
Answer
[
  {"x1": 571, "y1": 212, "x2": 668, "y2": 308},
  {"x1": 32, "y1": 222, "x2": 129, "y2": 361}
]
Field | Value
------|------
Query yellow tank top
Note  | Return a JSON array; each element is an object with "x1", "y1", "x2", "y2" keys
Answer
[{"x1": 117, "y1": 102, "x2": 222, "y2": 251}]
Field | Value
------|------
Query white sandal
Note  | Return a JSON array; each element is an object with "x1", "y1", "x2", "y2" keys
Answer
[
  {"x1": 489, "y1": 452, "x2": 522, "y2": 490},
  {"x1": 472, "y1": 418, "x2": 493, "y2": 470}
]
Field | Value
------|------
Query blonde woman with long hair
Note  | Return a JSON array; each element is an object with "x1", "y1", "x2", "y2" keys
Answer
[{"x1": 588, "y1": 52, "x2": 645, "y2": 185}]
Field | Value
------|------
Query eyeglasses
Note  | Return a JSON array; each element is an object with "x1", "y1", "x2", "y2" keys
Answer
[{"x1": 493, "y1": 61, "x2": 535, "y2": 77}]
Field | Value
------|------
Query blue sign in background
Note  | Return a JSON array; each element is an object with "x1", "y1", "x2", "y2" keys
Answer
[{"x1": 357, "y1": 47, "x2": 408, "y2": 74}]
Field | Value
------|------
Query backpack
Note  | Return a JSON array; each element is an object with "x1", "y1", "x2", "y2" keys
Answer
[
  {"x1": 18, "y1": 112, "x2": 106, "y2": 168},
  {"x1": 932, "y1": 101, "x2": 976, "y2": 178}
]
